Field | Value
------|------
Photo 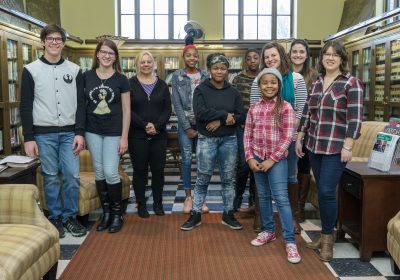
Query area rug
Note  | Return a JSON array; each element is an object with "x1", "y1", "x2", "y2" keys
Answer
[{"x1": 59, "y1": 213, "x2": 335, "y2": 280}]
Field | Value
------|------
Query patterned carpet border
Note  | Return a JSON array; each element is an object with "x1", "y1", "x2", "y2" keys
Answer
[{"x1": 59, "y1": 213, "x2": 335, "y2": 280}]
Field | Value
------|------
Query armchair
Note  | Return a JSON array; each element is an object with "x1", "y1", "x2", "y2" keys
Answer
[
  {"x1": 36, "y1": 150, "x2": 131, "y2": 224},
  {"x1": 0, "y1": 184, "x2": 60, "y2": 280}
]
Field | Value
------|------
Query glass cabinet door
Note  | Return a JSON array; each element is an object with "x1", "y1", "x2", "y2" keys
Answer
[
  {"x1": 164, "y1": 56, "x2": 180, "y2": 85},
  {"x1": 121, "y1": 57, "x2": 136, "y2": 78},
  {"x1": 22, "y1": 43, "x2": 32, "y2": 67},
  {"x1": 374, "y1": 43, "x2": 386, "y2": 121},
  {"x1": 390, "y1": 40, "x2": 400, "y2": 118},
  {"x1": 352, "y1": 50, "x2": 359, "y2": 78},
  {"x1": 361, "y1": 47, "x2": 371, "y2": 101},
  {"x1": 7, "y1": 39, "x2": 18, "y2": 103},
  {"x1": 79, "y1": 57, "x2": 93, "y2": 72}
]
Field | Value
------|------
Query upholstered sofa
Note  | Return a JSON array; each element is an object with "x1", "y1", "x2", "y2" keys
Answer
[
  {"x1": 36, "y1": 150, "x2": 131, "y2": 224},
  {"x1": 308, "y1": 121, "x2": 387, "y2": 210},
  {"x1": 0, "y1": 184, "x2": 60, "y2": 280},
  {"x1": 388, "y1": 211, "x2": 400, "y2": 274}
]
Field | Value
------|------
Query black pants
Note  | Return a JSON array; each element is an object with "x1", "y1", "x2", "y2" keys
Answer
[
  {"x1": 298, "y1": 141, "x2": 311, "y2": 174},
  {"x1": 128, "y1": 137, "x2": 167, "y2": 205}
]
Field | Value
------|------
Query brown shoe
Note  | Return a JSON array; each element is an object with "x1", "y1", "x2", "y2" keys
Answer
[
  {"x1": 307, "y1": 235, "x2": 321, "y2": 250},
  {"x1": 320, "y1": 233, "x2": 334, "y2": 261},
  {"x1": 288, "y1": 183, "x2": 301, "y2": 234}
]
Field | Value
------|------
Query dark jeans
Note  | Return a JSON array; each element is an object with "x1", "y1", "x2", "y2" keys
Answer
[
  {"x1": 128, "y1": 137, "x2": 167, "y2": 205},
  {"x1": 308, "y1": 152, "x2": 347, "y2": 234},
  {"x1": 236, "y1": 127, "x2": 255, "y2": 199}
]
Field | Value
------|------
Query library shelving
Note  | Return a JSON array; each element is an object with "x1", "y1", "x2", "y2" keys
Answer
[{"x1": 344, "y1": 22, "x2": 400, "y2": 121}]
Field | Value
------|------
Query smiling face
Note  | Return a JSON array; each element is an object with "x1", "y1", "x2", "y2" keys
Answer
[
  {"x1": 97, "y1": 45, "x2": 116, "y2": 69},
  {"x1": 209, "y1": 63, "x2": 228, "y2": 83},
  {"x1": 42, "y1": 31, "x2": 64, "y2": 59},
  {"x1": 290, "y1": 43, "x2": 307, "y2": 68},
  {"x1": 259, "y1": 73, "x2": 280, "y2": 100},
  {"x1": 322, "y1": 46, "x2": 342, "y2": 73},
  {"x1": 183, "y1": 48, "x2": 199, "y2": 69},
  {"x1": 263, "y1": 47, "x2": 281, "y2": 69},
  {"x1": 139, "y1": 54, "x2": 154, "y2": 75}
]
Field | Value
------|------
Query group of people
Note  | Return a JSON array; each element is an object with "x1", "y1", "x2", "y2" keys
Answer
[{"x1": 20, "y1": 23, "x2": 363, "y2": 265}]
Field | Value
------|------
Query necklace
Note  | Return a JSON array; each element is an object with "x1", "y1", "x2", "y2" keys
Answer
[
  {"x1": 96, "y1": 69, "x2": 114, "y2": 87},
  {"x1": 99, "y1": 77, "x2": 108, "y2": 87}
]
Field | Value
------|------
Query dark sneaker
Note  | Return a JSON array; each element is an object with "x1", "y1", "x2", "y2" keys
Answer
[
  {"x1": 63, "y1": 217, "x2": 87, "y2": 237},
  {"x1": 180, "y1": 211, "x2": 201, "y2": 231},
  {"x1": 222, "y1": 210, "x2": 243, "y2": 230},
  {"x1": 50, "y1": 217, "x2": 65, "y2": 238}
]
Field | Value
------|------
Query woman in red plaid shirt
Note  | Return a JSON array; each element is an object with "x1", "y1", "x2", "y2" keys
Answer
[
  {"x1": 245, "y1": 67, "x2": 301, "y2": 264},
  {"x1": 295, "y1": 41, "x2": 363, "y2": 262}
]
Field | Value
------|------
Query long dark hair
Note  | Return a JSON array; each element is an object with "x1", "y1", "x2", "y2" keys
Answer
[
  {"x1": 318, "y1": 41, "x2": 349, "y2": 76},
  {"x1": 289, "y1": 39, "x2": 316, "y2": 86},
  {"x1": 260, "y1": 42, "x2": 291, "y2": 75},
  {"x1": 92, "y1": 38, "x2": 122, "y2": 73}
]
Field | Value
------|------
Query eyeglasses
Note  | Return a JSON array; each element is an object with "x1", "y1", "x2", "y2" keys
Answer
[
  {"x1": 45, "y1": 37, "x2": 63, "y2": 44},
  {"x1": 99, "y1": 49, "x2": 116, "y2": 57},
  {"x1": 323, "y1": 53, "x2": 340, "y2": 59}
]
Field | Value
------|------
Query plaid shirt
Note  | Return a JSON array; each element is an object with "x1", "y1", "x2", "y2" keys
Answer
[
  {"x1": 244, "y1": 98, "x2": 296, "y2": 162},
  {"x1": 299, "y1": 72, "x2": 363, "y2": 155}
]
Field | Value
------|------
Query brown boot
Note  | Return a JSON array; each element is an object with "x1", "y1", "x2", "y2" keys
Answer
[
  {"x1": 253, "y1": 189, "x2": 262, "y2": 233},
  {"x1": 320, "y1": 233, "x2": 335, "y2": 261},
  {"x1": 288, "y1": 183, "x2": 301, "y2": 234},
  {"x1": 306, "y1": 235, "x2": 321, "y2": 249},
  {"x1": 297, "y1": 173, "x2": 311, "y2": 222}
]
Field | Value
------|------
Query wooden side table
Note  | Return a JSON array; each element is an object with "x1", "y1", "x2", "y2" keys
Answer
[
  {"x1": 0, "y1": 162, "x2": 40, "y2": 184},
  {"x1": 337, "y1": 161, "x2": 400, "y2": 261}
]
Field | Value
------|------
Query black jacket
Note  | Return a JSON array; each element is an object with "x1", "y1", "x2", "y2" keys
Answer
[{"x1": 193, "y1": 78, "x2": 244, "y2": 137}]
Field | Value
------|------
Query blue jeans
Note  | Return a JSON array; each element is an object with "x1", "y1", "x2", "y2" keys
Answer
[
  {"x1": 177, "y1": 125, "x2": 197, "y2": 190},
  {"x1": 85, "y1": 132, "x2": 121, "y2": 184},
  {"x1": 193, "y1": 134, "x2": 237, "y2": 213},
  {"x1": 287, "y1": 141, "x2": 298, "y2": 183},
  {"x1": 252, "y1": 156, "x2": 295, "y2": 244},
  {"x1": 308, "y1": 152, "x2": 347, "y2": 234},
  {"x1": 35, "y1": 132, "x2": 80, "y2": 221}
]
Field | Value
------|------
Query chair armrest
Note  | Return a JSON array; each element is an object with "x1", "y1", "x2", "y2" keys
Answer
[{"x1": 0, "y1": 184, "x2": 49, "y2": 228}]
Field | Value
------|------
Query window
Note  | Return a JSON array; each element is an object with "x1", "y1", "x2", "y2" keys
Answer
[
  {"x1": 119, "y1": 0, "x2": 188, "y2": 39},
  {"x1": 224, "y1": 0, "x2": 294, "y2": 40},
  {"x1": 386, "y1": 0, "x2": 400, "y2": 24}
]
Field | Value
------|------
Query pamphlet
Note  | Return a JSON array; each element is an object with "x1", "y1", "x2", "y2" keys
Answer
[
  {"x1": 368, "y1": 132, "x2": 400, "y2": 172},
  {"x1": 0, "y1": 155, "x2": 35, "y2": 165},
  {"x1": 0, "y1": 164, "x2": 8, "y2": 173}
]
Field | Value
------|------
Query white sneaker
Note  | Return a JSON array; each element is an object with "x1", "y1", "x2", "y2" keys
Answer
[{"x1": 286, "y1": 243, "x2": 301, "y2": 264}]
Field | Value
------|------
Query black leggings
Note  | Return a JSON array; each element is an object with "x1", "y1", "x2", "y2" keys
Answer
[{"x1": 128, "y1": 137, "x2": 167, "y2": 205}]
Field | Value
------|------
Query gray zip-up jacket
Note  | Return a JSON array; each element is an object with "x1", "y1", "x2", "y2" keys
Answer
[{"x1": 171, "y1": 68, "x2": 208, "y2": 131}]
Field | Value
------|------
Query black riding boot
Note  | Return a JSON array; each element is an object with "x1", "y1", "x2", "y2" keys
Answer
[
  {"x1": 108, "y1": 181, "x2": 124, "y2": 233},
  {"x1": 95, "y1": 180, "x2": 111, "y2": 231}
]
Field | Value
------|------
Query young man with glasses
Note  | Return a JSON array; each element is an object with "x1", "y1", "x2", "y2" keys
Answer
[{"x1": 20, "y1": 24, "x2": 87, "y2": 238}]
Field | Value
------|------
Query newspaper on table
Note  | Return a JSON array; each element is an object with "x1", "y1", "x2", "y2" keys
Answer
[{"x1": 368, "y1": 118, "x2": 400, "y2": 172}]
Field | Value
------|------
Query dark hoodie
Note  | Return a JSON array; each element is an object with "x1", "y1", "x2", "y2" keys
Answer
[{"x1": 193, "y1": 78, "x2": 244, "y2": 137}]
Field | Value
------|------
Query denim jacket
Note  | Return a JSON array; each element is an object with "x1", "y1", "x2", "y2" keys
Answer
[{"x1": 171, "y1": 68, "x2": 208, "y2": 130}]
